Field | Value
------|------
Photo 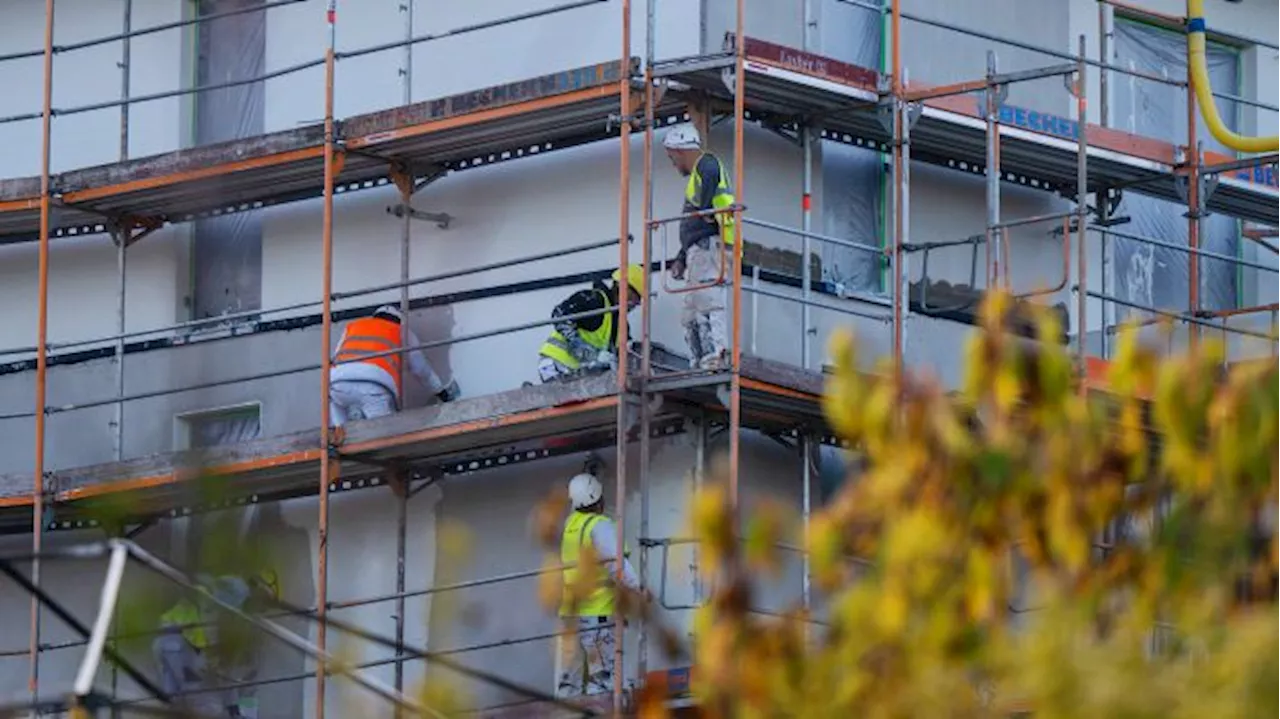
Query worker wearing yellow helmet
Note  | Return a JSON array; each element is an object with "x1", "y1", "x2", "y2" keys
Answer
[{"x1": 538, "y1": 265, "x2": 646, "y2": 384}]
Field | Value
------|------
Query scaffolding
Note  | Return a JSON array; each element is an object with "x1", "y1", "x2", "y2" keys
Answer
[{"x1": 0, "y1": 0, "x2": 1276, "y2": 715}]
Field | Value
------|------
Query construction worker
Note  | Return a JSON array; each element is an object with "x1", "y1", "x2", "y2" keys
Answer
[
  {"x1": 152, "y1": 568, "x2": 277, "y2": 717},
  {"x1": 218, "y1": 568, "x2": 281, "y2": 718},
  {"x1": 556, "y1": 472, "x2": 644, "y2": 698},
  {"x1": 537, "y1": 265, "x2": 646, "y2": 384},
  {"x1": 663, "y1": 123, "x2": 736, "y2": 370},
  {"x1": 329, "y1": 305, "x2": 460, "y2": 427}
]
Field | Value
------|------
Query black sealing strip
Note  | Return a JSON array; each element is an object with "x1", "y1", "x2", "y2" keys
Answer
[{"x1": 0, "y1": 258, "x2": 1022, "y2": 378}]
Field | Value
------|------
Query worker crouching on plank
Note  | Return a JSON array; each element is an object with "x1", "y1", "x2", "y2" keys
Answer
[
  {"x1": 329, "y1": 304, "x2": 460, "y2": 427},
  {"x1": 538, "y1": 265, "x2": 646, "y2": 384},
  {"x1": 153, "y1": 568, "x2": 280, "y2": 717},
  {"x1": 663, "y1": 123, "x2": 737, "y2": 370},
  {"x1": 557, "y1": 472, "x2": 649, "y2": 698}
]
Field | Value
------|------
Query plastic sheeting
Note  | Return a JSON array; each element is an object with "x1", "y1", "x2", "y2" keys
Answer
[
  {"x1": 1111, "y1": 20, "x2": 1240, "y2": 319},
  {"x1": 187, "y1": 407, "x2": 262, "y2": 448},
  {"x1": 818, "y1": 0, "x2": 883, "y2": 293},
  {"x1": 192, "y1": 0, "x2": 266, "y2": 319}
]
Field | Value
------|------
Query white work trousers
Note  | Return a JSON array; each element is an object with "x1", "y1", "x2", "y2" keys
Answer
[
  {"x1": 152, "y1": 631, "x2": 228, "y2": 716},
  {"x1": 556, "y1": 616, "x2": 615, "y2": 698},
  {"x1": 329, "y1": 380, "x2": 396, "y2": 428},
  {"x1": 681, "y1": 240, "x2": 728, "y2": 367}
]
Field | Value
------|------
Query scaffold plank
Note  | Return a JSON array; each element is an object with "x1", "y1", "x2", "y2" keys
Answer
[
  {"x1": 0, "y1": 356, "x2": 835, "y2": 534},
  {"x1": 0, "y1": 58, "x2": 642, "y2": 244},
  {"x1": 656, "y1": 36, "x2": 1278, "y2": 226}
]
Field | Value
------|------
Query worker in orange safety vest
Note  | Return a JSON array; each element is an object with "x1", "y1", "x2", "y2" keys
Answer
[{"x1": 329, "y1": 305, "x2": 460, "y2": 427}]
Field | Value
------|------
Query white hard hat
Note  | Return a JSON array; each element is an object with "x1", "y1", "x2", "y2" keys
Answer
[
  {"x1": 374, "y1": 305, "x2": 403, "y2": 322},
  {"x1": 568, "y1": 473, "x2": 603, "y2": 509},
  {"x1": 663, "y1": 123, "x2": 701, "y2": 151}
]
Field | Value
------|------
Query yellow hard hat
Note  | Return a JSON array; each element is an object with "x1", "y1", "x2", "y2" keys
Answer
[{"x1": 612, "y1": 264, "x2": 646, "y2": 296}]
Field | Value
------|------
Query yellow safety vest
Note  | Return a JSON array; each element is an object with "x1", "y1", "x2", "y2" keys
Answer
[
  {"x1": 685, "y1": 153, "x2": 736, "y2": 246},
  {"x1": 161, "y1": 598, "x2": 208, "y2": 650},
  {"x1": 559, "y1": 511, "x2": 630, "y2": 617},
  {"x1": 540, "y1": 290, "x2": 614, "y2": 369},
  {"x1": 159, "y1": 569, "x2": 279, "y2": 650}
]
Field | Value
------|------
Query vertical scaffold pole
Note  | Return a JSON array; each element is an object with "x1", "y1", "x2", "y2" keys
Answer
[
  {"x1": 30, "y1": 0, "x2": 56, "y2": 703},
  {"x1": 317, "y1": 2, "x2": 338, "y2": 717},
  {"x1": 1185, "y1": 40, "x2": 1201, "y2": 348},
  {"x1": 728, "y1": 0, "x2": 745, "y2": 511},
  {"x1": 985, "y1": 51, "x2": 1003, "y2": 289},
  {"x1": 889, "y1": 0, "x2": 905, "y2": 383},
  {"x1": 1075, "y1": 35, "x2": 1090, "y2": 378},
  {"x1": 393, "y1": 166, "x2": 412, "y2": 719},
  {"x1": 613, "y1": 0, "x2": 632, "y2": 712},
  {"x1": 637, "y1": 0, "x2": 657, "y2": 684},
  {"x1": 111, "y1": 6, "x2": 132, "y2": 712}
]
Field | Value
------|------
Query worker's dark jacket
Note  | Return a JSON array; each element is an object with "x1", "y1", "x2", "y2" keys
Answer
[{"x1": 549, "y1": 282, "x2": 626, "y2": 363}]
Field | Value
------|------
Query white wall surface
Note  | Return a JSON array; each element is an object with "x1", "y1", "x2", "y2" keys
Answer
[
  {"x1": 0, "y1": 0, "x2": 1275, "y2": 712},
  {"x1": 0, "y1": 0, "x2": 185, "y2": 176}
]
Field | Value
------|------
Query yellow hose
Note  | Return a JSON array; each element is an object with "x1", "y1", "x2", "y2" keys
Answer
[{"x1": 1186, "y1": 0, "x2": 1278, "y2": 154}]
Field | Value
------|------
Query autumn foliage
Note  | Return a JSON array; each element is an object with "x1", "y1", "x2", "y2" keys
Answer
[{"x1": 667, "y1": 294, "x2": 1277, "y2": 718}]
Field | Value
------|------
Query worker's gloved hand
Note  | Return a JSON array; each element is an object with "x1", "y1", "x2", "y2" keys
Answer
[
  {"x1": 436, "y1": 378, "x2": 460, "y2": 403},
  {"x1": 669, "y1": 256, "x2": 686, "y2": 280},
  {"x1": 595, "y1": 350, "x2": 617, "y2": 370}
]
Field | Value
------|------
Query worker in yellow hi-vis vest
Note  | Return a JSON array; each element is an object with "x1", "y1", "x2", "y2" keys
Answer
[
  {"x1": 663, "y1": 123, "x2": 737, "y2": 370},
  {"x1": 537, "y1": 266, "x2": 646, "y2": 384},
  {"x1": 556, "y1": 472, "x2": 647, "y2": 698},
  {"x1": 153, "y1": 568, "x2": 279, "y2": 717}
]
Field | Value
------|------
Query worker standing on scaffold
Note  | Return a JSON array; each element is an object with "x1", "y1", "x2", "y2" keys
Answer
[
  {"x1": 663, "y1": 123, "x2": 737, "y2": 370},
  {"x1": 556, "y1": 471, "x2": 646, "y2": 698}
]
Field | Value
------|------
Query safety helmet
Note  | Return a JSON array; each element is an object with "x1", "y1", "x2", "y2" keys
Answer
[
  {"x1": 373, "y1": 305, "x2": 403, "y2": 323},
  {"x1": 663, "y1": 123, "x2": 701, "y2": 151},
  {"x1": 568, "y1": 473, "x2": 604, "y2": 510},
  {"x1": 611, "y1": 264, "x2": 646, "y2": 297}
]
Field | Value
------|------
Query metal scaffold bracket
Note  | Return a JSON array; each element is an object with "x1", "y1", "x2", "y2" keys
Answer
[
  {"x1": 107, "y1": 215, "x2": 163, "y2": 248},
  {"x1": 609, "y1": 90, "x2": 659, "y2": 131},
  {"x1": 387, "y1": 203, "x2": 451, "y2": 229},
  {"x1": 1173, "y1": 173, "x2": 1219, "y2": 219},
  {"x1": 876, "y1": 100, "x2": 922, "y2": 137}
]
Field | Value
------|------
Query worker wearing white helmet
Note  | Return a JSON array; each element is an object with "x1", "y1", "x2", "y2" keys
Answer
[
  {"x1": 537, "y1": 264, "x2": 646, "y2": 384},
  {"x1": 328, "y1": 304, "x2": 460, "y2": 428},
  {"x1": 556, "y1": 472, "x2": 643, "y2": 698},
  {"x1": 663, "y1": 123, "x2": 737, "y2": 370}
]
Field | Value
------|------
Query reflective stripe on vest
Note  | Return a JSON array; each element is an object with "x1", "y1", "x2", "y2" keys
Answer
[
  {"x1": 685, "y1": 153, "x2": 736, "y2": 246},
  {"x1": 160, "y1": 598, "x2": 208, "y2": 649},
  {"x1": 336, "y1": 317, "x2": 403, "y2": 393},
  {"x1": 257, "y1": 568, "x2": 281, "y2": 600},
  {"x1": 539, "y1": 290, "x2": 614, "y2": 369}
]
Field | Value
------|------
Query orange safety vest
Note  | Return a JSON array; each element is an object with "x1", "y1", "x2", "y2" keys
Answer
[{"x1": 335, "y1": 317, "x2": 403, "y2": 393}]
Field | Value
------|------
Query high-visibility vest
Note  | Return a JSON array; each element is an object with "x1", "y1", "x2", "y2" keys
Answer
[
  {"x1": 540, "y1": 290, "x2": 614, "y2": 369},
  {"x1": 255, "y1": 568, "x2": 281, "y2": 601},
  {"x1": 335, "y1": 317, "x2": 403, "y2": 393},
  {"x1": 160, "y1": 598, "x2": 208, "y2": 650},
  {"x1": 559, "y1": 511, "x2": 630, "y2": 617},
  {"x1": 685, "y1": 153, "x2": 736, "y2": 246},
  {"x1": 160, "y1": 569, "x2": 279, "y2": 651}
]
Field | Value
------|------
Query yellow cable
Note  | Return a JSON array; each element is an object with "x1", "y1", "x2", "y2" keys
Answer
[{"x1": 1186, "y1": 0, "x2": 1278, "y2": 154}]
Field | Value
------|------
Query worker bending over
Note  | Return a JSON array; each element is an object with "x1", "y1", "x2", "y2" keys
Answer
[
  {"x1": 557, "y1": 472, "x2": 644, "y2": 698},
  {"x1": 330, "y1": 305, "x2": 460, "y2": 427},
  {"x1": 538, "y1": 265, "x2": 645, "y2": 384},
  {"x1": 663, "y1": 124, "x2": 736, "y2": 370},
  {"x1": 153, "y1": 569, "x2": 279, "y2": 717}
]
